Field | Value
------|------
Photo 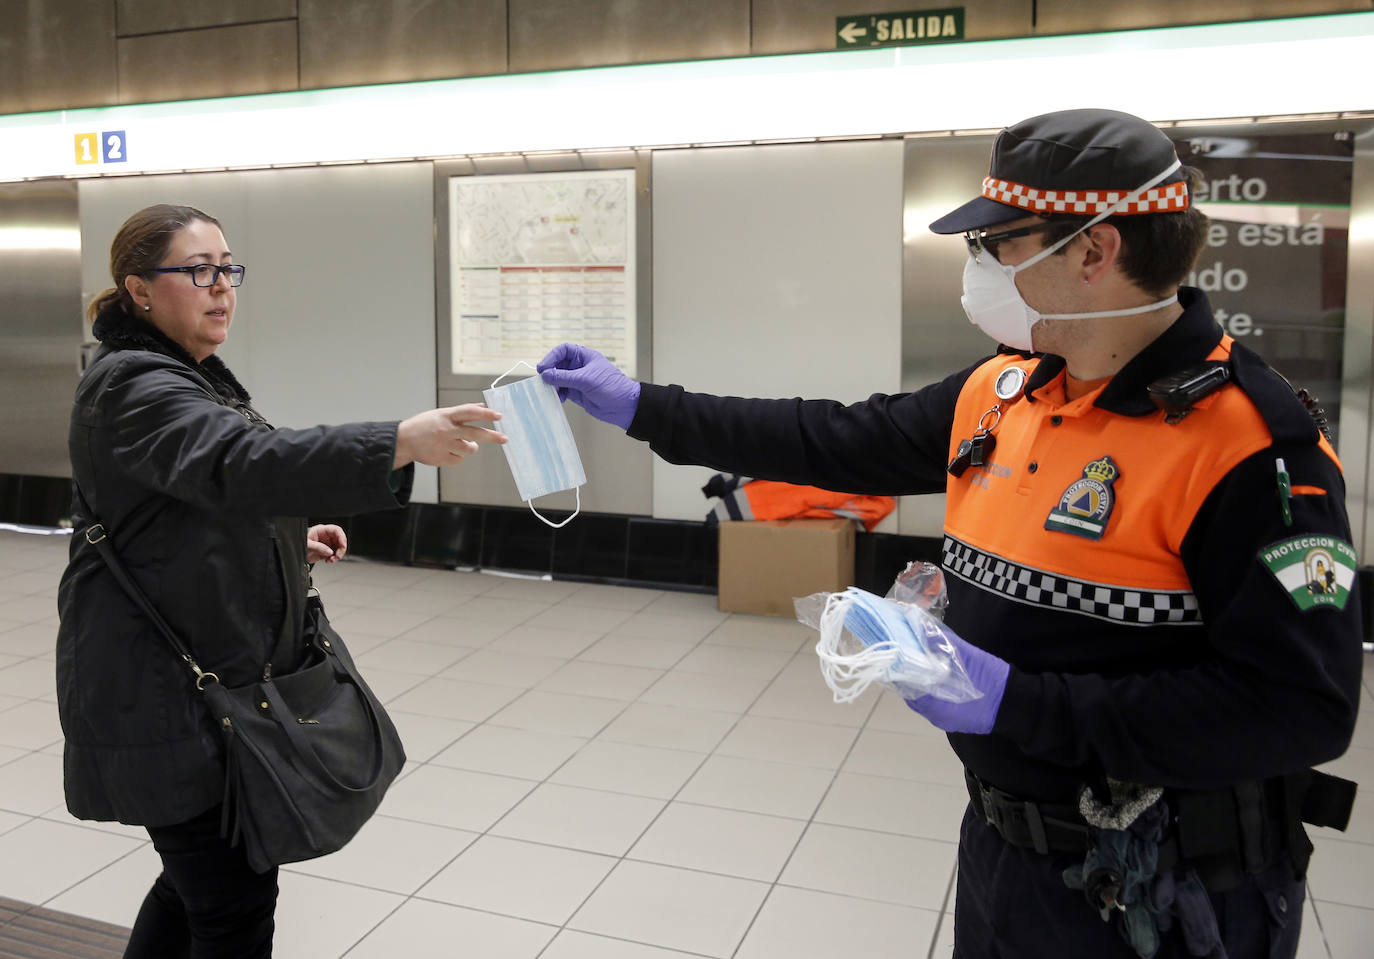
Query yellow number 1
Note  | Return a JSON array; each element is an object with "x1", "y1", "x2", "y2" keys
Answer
[{"x1": 74, "y1": 133, "x2": 98, "y2": 165}]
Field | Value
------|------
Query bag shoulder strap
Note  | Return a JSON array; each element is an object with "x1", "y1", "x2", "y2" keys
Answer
[{"x1": 75, "y1": 485, "x2": 217, "y2": 688}]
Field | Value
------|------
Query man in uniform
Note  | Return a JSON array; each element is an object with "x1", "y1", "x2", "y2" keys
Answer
[{"x1": 538, "y1": 109, "x2": 1362, "y2": 958}]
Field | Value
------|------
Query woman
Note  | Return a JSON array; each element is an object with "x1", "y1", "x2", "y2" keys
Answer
[{"x1": 56, "y1": 204, "x2": 505, "y2": 958}]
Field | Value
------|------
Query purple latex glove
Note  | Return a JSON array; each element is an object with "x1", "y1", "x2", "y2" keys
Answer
[
  {"x1": 537, "y1": 343, "x2": 641, "y2": 430},
  {"x1": 905, "y1": 625, "x2": 1010, "y2": 735}
]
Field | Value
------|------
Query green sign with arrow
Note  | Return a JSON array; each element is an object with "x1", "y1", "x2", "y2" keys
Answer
[{"x1": 836, "y1": 8, "x2": 965, "y2": 48}]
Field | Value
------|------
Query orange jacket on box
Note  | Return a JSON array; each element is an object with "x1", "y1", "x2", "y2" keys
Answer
[{"x1": 703, "y1": 473, "x2": 894, "y2": 531}]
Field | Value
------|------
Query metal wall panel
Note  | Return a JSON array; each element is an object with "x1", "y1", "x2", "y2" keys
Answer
[
  {"x1": 509, "y1": 0, "x2": 749, "y2": 72},
  {"x1": 752, "y1": 0, "x2": 1033, "y2": 54},
  {"x1": 13, "y1": 1, "x2": 1374, "y2": 116},
  {"x1": 116, "y1": 21, "x2": 299, "y2": 104},
  {"x1": 0, "y1": 0, "x2": 118, "y2": 114},
  {"x1": 1338, "y1": 123, "x2": 1374, "y2": 558},
  {"x1": 115, "y1": 0, "x2": 297, "y2": 36},
  {"x1": 299, "y1": 0, "x2": 507, "y2": 89},
  {"x1": 651, "y1": 139, "x2": 904, "y2": 526},
  {"x1": 902, "y1": 135, "x2": 999, "y2": 395},
  {"x1": 900, "y1": 134, "x2": 1001, "y2": 536},
  {"x1": 0, "y1": 181, "x2": 82, "y2": 478},
  {"x1": 1037, "y1": 0, "x2": 1369, "y2": 34}
]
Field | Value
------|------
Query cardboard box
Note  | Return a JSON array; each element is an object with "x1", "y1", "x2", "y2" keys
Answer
[{"x1": 717, "y1": 518, "x2": 856, "y2": 616}]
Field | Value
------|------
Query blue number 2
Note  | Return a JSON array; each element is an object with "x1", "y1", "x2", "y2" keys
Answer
[{"x1": 101, "y1": 131, "x2": 127, "y2": 164}]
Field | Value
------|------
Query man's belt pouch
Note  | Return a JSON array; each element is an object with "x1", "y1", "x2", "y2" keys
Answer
[{"x1": 81, "y1": 518, "x2": 406, "y2": 874}]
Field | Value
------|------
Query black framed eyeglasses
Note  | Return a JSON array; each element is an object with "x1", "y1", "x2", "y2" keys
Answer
[
  {"x1": 964, "y1": 222, "x2": 1055, "y2": 261},
  {"x1": 145, "y1": 263, "x2": 246, "y2": 288}
]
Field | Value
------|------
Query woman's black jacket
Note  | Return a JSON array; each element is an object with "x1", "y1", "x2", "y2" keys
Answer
[{"x1": 57, "y1": 307, "x2": 413, "y2": 827}]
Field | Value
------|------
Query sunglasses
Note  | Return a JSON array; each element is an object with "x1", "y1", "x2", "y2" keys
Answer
[{"x1": 964, "y1": 221, "x2": 1056, "y2": 261}]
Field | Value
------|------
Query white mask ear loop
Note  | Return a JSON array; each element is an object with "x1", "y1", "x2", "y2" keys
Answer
[
  {"x1": 814, "y1": 591, "x2": 900, "y2": 704},
  {"x1": 490, "y1": 360, "x2": 538, "y2": 389},
  {"x1": 1012, "y1": 158, "x2": 1184, "y2": 276},
  {"x1": 490, "y1": 360, "x2": 583, "y2": 530},
  {"x1": 528, "y1": 488, "x2": 580, "y2": 529}
]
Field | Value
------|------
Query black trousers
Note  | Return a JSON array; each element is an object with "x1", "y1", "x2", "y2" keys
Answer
[
  {"x1": 953, "y1": 805, "x2": 1305, "y2": 959},
  {"x1": 124, "y1": 805, "x2": 279, "y2": 959}
]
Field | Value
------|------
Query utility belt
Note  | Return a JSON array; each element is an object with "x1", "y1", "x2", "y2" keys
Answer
[{"x1": 965, "y1": 768, "x2": 1356, "y2": 891}]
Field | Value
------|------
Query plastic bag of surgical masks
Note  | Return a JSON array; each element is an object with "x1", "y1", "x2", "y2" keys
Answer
[{"x1": 795, "y1": 562, "x2": 980, "y2": 705}]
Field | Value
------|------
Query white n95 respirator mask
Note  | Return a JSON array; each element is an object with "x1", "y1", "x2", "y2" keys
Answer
[
  {"x1": 483, "y1": 361, "x2": 586, "y2": 529},
  {"x1": 961, "y1": 158, "x2": 1184, "y2": 351}
]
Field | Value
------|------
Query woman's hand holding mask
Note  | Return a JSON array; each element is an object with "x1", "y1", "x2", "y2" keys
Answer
[{"x1": 394, "y1": 403, "x2": 506, "y2": 469}]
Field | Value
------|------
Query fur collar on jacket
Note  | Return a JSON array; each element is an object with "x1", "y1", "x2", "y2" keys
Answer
[{"x1": 92, "y1": 304, "x2": 251, "y2": 405}]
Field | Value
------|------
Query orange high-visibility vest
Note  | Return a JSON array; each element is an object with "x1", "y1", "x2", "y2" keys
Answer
[{"x1": 706, "y1": 475, "x2": 895, "y2": 531}]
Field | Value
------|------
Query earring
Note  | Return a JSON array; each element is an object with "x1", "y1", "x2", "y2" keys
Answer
[{"x1": 143, "y1": 304, "x2": 151, "y2": 311}]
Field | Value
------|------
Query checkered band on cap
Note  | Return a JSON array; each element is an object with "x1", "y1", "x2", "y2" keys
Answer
[
  {"x1": 981, "y1": 177, "x2": 1190, "y2": 216},
  {"x1": 941, "y1": 536, "x2": 1201, "y2": 626}
]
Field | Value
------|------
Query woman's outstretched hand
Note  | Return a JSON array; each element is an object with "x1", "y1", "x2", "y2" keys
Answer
[{"x1": 394, "y1": 403, "x2": 506, "y2": 469}]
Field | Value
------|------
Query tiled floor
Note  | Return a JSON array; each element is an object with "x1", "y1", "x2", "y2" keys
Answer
[{"x1": 0, "y1": 527, "x2": 1371, "y2": 958}]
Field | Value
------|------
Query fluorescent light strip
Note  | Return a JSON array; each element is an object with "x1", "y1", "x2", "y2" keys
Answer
[
  {"x1": 0, "y1": 226, "x2": 82, "y2": 252},
  {"x1": 2, "y1": 12, "x2": 1373, "y2": 181}
]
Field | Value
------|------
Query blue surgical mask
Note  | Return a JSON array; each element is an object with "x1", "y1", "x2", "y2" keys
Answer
[{"x1": 483, "y1": 361, "x2": 585, "y2": 528}]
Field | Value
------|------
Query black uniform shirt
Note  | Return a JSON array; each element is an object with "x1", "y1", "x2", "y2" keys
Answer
[{"x1": 630, "y1": 288, "x2": 1362, "y2": 801}]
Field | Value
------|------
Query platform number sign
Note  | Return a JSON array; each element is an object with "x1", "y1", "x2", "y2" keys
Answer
[{"x1": 74, "y1": 131, "x2": 128, "y2": 166}]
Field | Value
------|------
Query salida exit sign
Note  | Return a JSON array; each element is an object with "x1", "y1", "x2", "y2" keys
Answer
[{"x1": 836, "y1": 8, "x2": 965, "y2": 48}]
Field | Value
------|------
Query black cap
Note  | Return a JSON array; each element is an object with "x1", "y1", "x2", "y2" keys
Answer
[{"x1": 928, "y1": 109, "x2": 1188, "y2": 234}]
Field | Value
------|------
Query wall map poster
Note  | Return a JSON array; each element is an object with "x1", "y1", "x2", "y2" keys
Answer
[
  {"x1": 448, "y1": 169, "x2": 636, "y2": 377},
  {"x1": 1174, "y1": 132, "x2": 1353, "y2": 441}
]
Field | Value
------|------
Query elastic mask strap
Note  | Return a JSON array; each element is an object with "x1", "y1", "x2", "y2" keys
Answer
[
  {"x1": 1039, "y1": 294, "x2": 1178, "y2": 321},
  {"x1": 527, "y1": 487, "x2": 581, "y2": 529},
  {"x1": 1013, "y1": 158, "x2": 1184, "y2": 275},
  {"x1": 814, "y1": 591, "x2": 900, "y2": 705},
  {"x1": 492, "y1": 360, "x2": 537, "y2": 389}
]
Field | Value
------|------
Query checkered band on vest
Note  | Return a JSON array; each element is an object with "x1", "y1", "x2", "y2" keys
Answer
[
  {"x1": 942, "y1": 536, "x2": 1202, "y2": 626},
  {"x1": 981, "y1": 177, "x2": 1190, "y2": 216}
]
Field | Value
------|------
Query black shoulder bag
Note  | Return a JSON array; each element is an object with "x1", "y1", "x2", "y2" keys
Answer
[{"x1": 82, "y1": 520, "x2": 406, "y2": 874}]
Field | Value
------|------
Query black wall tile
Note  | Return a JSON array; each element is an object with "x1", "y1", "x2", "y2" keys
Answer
[
  {"x1": 0, "y1": 475, "x2": 75, "y2": 528},
  {"x1": 310, "y1": 498, "x2": 946, "y2": 602},
  {"x1": 0, "y1": 475, "x2": 22, "y2": 524},
  {"x1": 346, "y1": 508, "x2": 415, "y2": 565},
  {"x1": 855, "y1": 532, "x2": 943, "y2": 595},
  {"x1": 411, "y1": 503, "x2": 483, "y2": 569},
  {"x1": 627, "y1": 517, "x2": 718, "y2": 589},
  {"x1": 552, "y1": 512, "x2": 630, "y2": 581},
  {"x1": 480, "y1": 507, "x2": 555, "y2": 575}
]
